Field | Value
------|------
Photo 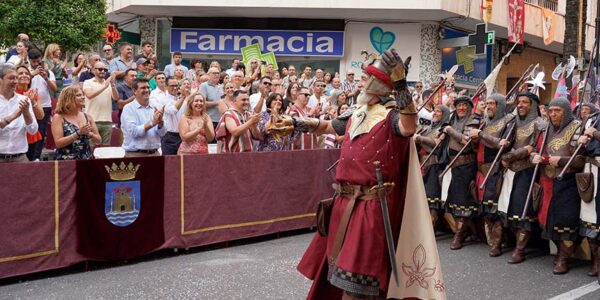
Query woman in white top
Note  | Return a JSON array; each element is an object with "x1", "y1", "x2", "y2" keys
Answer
[{"x1": 6, "y1": 41, "x2": 30, "y2": 67}]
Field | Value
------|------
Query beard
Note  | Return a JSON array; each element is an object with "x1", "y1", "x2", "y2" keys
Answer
[{"x1": 356, "y1": 91, "x2": 374, "y2": 106}]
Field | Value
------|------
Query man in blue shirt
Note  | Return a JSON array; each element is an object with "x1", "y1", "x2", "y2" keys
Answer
[
  {"x1": 163, "y1": 52, "x2": 188, "y2": 79},
  {"x1": 120, "y1": 78, "x2": 166, "y2": 156}
]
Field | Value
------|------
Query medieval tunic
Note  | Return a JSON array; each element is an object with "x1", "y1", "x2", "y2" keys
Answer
[
  {"x1": 443, "y1": 115, "x2": 480, "y2": 218},
  {"x1": 477, "y1": 114, "x2": 514, "y2": 216},
  {"x1": 217, "y1": 109, "x2": 254, "y2": 152},
  {"x1": 415, "y1": 105, "x2": 450, "y2": 210},
  {"x1": 581, "y1": 116, "x2": 600, "y2": 241},
  {"x1": 499, "y1": 117, "x2": 546, "y2": 231},
  {"x1": 417, "y1": 122, "x2": 446, "y2": 210},
  {"x1": 538, "y1": 120, "x2": 584, "y2": 241},
  {"x1": 298, "y1": 104, "x2": 410, "y2": 297}
]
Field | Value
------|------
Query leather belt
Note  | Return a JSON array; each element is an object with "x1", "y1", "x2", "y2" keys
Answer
[
  {"x1": 329, "y1": 181, "x2": 393, "y2": 264},
  {"x1": 450, "y1": 154, "x2": 475, "y2": 167},
  {"x1": 332, "y1": 183, "x2": 381, "y2": 200},
  {"x1": 130, "y1": 149, "x2": 158, "y2": 154},
  {"x1": 0, "y1": 153, "x2": 25, "y2": 159}
]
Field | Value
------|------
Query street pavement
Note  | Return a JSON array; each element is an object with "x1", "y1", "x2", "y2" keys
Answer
[{"x1": 1, "y1": 230, "x2": 600, "y2": 300}]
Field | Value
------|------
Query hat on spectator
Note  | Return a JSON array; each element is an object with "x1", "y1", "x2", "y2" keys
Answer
[{"x1": 136, "y1": 57, "x2": 148, "y2": 65}]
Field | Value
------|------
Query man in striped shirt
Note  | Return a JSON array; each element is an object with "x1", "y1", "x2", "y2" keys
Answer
[{"x1": 217, "y1": 90, "x2": 261, "y2": 152}]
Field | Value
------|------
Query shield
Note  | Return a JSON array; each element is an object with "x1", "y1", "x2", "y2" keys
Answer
[{"x1": 105, "y1": 181, "x2": 141, "y2": 227}]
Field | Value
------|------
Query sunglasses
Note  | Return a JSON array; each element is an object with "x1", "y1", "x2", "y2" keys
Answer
[
  {"x1": 96, "y1": 68, "x2": 108, "y2": 72},
  {"x1": 316, "y1": 84, "x2": 326, "y2": 87},
  {"x1": 347, "y1": 74, "x2": 355, "y2": 76},
  {"x1": 263, "y1": 82, "x2": 272, "y2": 86}
]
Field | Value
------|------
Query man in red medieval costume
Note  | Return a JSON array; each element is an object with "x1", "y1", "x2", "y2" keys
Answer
[{"x1": 294, "y1": 49, "x2": 445, "y2": 299}]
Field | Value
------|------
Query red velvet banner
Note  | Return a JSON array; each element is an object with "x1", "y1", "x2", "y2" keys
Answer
[
  {"x1": 0, "y1": 161, "x2": 82, "y2": 279},
  {"x1": 76, "y1": 157, "x2": 165, "y2": 260},
  {"x1": 0, "y1": 149, "x2": 340, "y2": 279},
  {"x1": 163, "y1": 149, "x2": 339, "y2": 248}
]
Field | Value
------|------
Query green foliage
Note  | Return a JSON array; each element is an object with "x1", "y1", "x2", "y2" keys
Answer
[{"x1": 0, "y1": 0, "x2": 107, "y2": 54}]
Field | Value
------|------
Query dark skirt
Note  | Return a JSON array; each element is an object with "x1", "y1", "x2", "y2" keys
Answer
[
  {"x1": 446, "y1": 161, "x2": 478, "y2": 218},
  {"x1": 424, "y1": 163, "x2": 444, "y2": 210},
  {"x1": 481, "y1": 166, "x2": 503, "y2": 216},
  {"x1": 541, "y1": 173, "x2": 581, "y2": 241},
  {"x1": 504, "y1": 167, "x2": 538, "y2": 231}
]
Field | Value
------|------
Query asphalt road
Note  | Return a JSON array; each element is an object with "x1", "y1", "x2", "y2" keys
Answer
[{"x1": 1, "y1": 230, "x2": 600, "y2": 300}]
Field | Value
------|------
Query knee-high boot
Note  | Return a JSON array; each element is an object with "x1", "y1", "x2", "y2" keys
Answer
[
  {"x1": 553, "y1": 240, "x2": 576, "y2": 275},
  {"x1": 489, "y1": 221, "x2": 504, "y2": 257},
  {"x1": 508, "y1": 229, "x2": 531, "y2": 264},
  {"x1": 450, "y1": 218, "x2": 467, "y2": 250}
]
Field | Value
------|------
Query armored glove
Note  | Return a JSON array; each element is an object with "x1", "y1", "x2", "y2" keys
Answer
[
  {"x1": 292, "y1": 115, "x2": 321, "y2": 133},
  {"x1": 382, "y1": 49, "x2": 415, "y2": 114}
]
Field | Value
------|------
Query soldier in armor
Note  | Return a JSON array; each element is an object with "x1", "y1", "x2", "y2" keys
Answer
[
  {"x1": 532, "y1": 97, "x2": 584, "y2": 275},
  {"x1": 441, "y1": 95, "x2": 480, "y2": 250},
  {"x1": 468, "y1": 93, "x2": 514, "y2": 257},
  {"x1": 415, "y1": 105, "x2": 451, "y2": 228},
  {"x1": 577, "y1": 108, "x2": 600, "y2": 283},
  {"x1": 498, "y1": 92, "x2": 547, "y2": 264}
]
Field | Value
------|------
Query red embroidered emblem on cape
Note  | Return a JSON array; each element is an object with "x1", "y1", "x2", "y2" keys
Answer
[{"x1": 401, "y1": 244, "x2": 437, "y2": 289}]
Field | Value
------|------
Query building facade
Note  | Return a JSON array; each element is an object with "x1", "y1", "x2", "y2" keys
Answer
[{"x1": 107, "y1": 0, "x2": 597, "y2": 95}]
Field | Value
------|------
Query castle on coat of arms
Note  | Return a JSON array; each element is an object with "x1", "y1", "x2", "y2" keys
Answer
[{"x1": 111, "y1": 183, "x2": 136, "y2": 212}]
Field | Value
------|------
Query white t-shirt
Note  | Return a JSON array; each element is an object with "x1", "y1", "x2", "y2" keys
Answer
[
  {"x1": 418, "y1": 107, "x2": 434, "y2": 126},
  {"x1": 249, "y1": 93, "x2": 267, "y2": 112},
  {"x1": 308, "y1": 94, "x2": 327, "y2": 110},
  {"x1": 83, "y1": 78, "x2": 114, "y2": 122},
  {"x1": 30, "y1": 71, "x2": 56, "y2": 108}
]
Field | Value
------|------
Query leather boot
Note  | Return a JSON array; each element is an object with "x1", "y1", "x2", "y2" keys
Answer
[
  {"x1": 508, "y1": 229, "x2": 531, "y2": 264},
  {"x1": 588, "y1": 240, "x2": 599, "y2": 276},
  {"x1": 553, "y1": 240, "x2": 576, "y2": 275},
  {"x1": 489, "y1": 221, "x2": 504, "y2": 257},
  {"x1": 430, "y1": 209, "x2": 438, "y2": 230},
  {"x1": 450, "y1": 218, "x2": 466, "y2": 250}
]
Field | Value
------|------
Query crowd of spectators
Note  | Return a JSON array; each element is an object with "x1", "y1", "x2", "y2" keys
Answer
[{"x1": 0, "y1": 33, "x2": 459, "y2": 162}]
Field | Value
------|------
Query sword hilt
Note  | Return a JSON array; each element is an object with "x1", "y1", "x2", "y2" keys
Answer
[{"x1": 374, "y1": 161, "x2": 384, "y2": 187}]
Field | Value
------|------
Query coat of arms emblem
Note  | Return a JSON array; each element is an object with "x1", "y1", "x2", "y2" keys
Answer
[{"x1": 104, "y1": 162, "x2": 141, "y2": 227}]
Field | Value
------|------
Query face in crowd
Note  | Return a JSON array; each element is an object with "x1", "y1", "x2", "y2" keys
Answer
[
  {"x1": 173, "y1": 54, "x2": 183, "y2": 65},
  {"x1": 548, "y1": 105, "x2": 564, "y2": 127},
  {"x1": 234, "y1": 92, "x2": 250, "y2": 111},
  {"x1": 516, "y1": 96, "x2": 532, "y2": 119},
  {"x1": 121, "y1": 44, "x2": 133, "y2": 60},
  {"x1": 580, "y1": 106, "x2": 592, "y2": 119},
  {"x1": 485, "y1": 98, "x2": 497, "y2": 118},
  {"x1": 303, "y1": 66, "x2": 312, "y2": 78},
  {"x1": 432, "y1": 108, "x2": 444, "y2": 123},
  {"x1": 456, "y1": 102, "x2": 470, "y2": 119}
]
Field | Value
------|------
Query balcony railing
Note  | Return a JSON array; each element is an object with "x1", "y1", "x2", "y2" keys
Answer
[{"x1": 525, "y1": 0, "x2": 559, "y2": 11}]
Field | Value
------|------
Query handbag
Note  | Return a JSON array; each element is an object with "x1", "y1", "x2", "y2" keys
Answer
[
  {"x1": 576, "y1": 171, "x2": 594, "y2": 203},
  {"x1": 316, "y1": 198, "x2": 334, "y2": 237}
]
